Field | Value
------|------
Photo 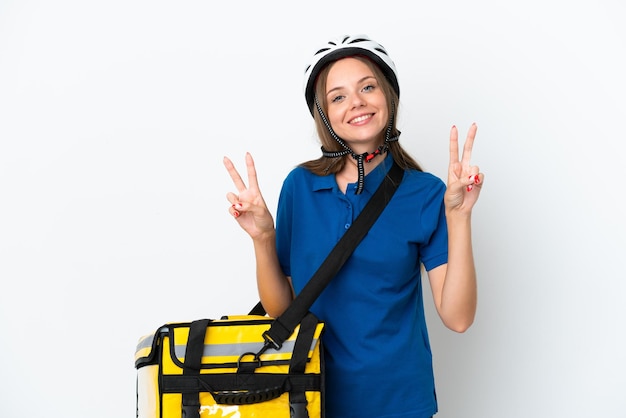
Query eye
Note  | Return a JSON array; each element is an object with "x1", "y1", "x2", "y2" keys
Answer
[
  {"x1": 330, "y1": 94, "x2": 345, "y2": 103},
  {"x1": 362, "y1": 84, "x2": 375, "y2": 93}
]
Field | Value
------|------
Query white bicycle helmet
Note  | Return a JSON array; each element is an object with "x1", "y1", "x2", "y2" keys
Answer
[{"x1": 303, "y1": 34, "x2": 400, "y2": 115}]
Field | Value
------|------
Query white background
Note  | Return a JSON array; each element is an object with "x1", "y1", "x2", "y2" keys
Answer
[{"x1": 1, "y1": 1, "x2": 625, "y2": 417}]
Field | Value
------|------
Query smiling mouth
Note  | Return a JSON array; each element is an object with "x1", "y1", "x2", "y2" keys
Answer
[{"x1": 349, "y1": 114, "x2": 373, "y2": 124}]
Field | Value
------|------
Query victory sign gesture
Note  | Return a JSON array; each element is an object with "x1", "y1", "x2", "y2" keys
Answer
[{"x1": 445, "y1": 123, "x2": 484, "y2": 214}]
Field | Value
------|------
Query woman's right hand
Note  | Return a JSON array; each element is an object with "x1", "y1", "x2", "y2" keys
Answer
[{"x1": 223, "y1": 153, "x2": 275, "y2": 239}]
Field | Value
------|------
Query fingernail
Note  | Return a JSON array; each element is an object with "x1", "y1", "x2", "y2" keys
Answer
[
  {"x1": 474, "y1": 174, "x2": 480, "y2": 184},
  {"x1": 467, "y1": 184, "x2": 474, "y2": 192},
  {"x1": 232, "y1": 203, "x2": 242, "y2": 210},
  {"x1": 233, "y1": 211, "x2": 240, "y2": 218}
]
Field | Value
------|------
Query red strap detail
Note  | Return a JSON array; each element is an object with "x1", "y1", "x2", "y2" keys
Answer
[{"x1": 365, "y1": 149, "x2": 381, "y2": 163}]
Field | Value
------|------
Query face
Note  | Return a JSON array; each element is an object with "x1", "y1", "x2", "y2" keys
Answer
[{"x1": 324, "y1": 57, "x2": 389, "y2": 150}]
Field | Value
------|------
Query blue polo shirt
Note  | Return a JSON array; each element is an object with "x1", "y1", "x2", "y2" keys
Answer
[{"x1": 275, "y1": 153, "x2": 448, "y2": 418}]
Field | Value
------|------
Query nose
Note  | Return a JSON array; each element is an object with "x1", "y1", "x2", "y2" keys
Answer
[{"x1": 351, "y1": 93, "x2": 366, "y2": 108}]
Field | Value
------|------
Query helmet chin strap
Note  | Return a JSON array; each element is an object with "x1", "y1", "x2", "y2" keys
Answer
[{"x1": 314, "y1": 96, "x2": 400, "y2": 194}]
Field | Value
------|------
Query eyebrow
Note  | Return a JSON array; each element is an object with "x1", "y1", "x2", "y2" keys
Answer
[{"x1": 326, "y1": 75, "x2": 377, "y2": 96}]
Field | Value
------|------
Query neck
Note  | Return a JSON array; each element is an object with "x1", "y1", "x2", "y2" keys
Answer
[
  {"x1": 343, "y1": 147, "x2": 386, "y2": 175},
  {"x1": 345, "y1": 136, "x2": 384, "y2": 155}
]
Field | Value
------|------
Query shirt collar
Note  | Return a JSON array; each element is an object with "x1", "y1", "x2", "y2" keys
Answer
[{"x1": 310, "y1": 153, "x2": 394, "y2": 194}]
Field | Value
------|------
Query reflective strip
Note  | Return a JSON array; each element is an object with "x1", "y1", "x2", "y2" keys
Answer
[
  {"x1": 136, "y1": 327, "x2": 170, "y2": 352},
  {"x1": 135, "y1": 328, "x2": 170, "y2": 361},
  {"x1": 136, "y1": 334, "x2": 155, "y2": 352},
  {"x1": 173, "y1": 337, "x2": 320, "y2": 361},
  {"x1": 136, "y1": 321, "x2": 324, "y2": 364}
]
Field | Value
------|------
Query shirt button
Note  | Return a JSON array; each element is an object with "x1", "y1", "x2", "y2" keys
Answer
[{"x1": 344, "y1": 223, "x2": 351, "y2": 229}]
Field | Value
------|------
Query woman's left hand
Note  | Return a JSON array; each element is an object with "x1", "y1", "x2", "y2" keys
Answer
[{"x1": 445, "y1": 123, "x2": 484, "y2": 214}]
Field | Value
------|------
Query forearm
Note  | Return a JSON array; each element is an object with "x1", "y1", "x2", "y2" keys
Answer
[
  {"x1": 440, "y1": 212, "x2": 477, "y2": 332},
  {"x1": 252, "y1": 231, "x2": 294, "y2": 318}
]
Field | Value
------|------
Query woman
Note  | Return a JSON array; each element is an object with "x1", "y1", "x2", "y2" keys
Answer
[{"x1": 224, "y1": 34, "x2": 483, "y2": 418}]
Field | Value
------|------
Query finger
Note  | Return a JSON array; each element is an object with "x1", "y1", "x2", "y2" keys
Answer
[
  {"x1": 228, "y1": 204, "x2": 241, "y2": 218},
  {"x1": 225, "y1": 191, "x2": 243, "y2": 218},
  {"x1": 449, "y1": 125, "x2": 459, "y2": 166},
  {"x1": 223, "y1": 155, "x2": 248, "y2": 193},
  {"x1": 461, "y1": 123, "x2": 478, "y2": 166},
  {"x1": 244, "y1": 152, "x2": 261, "y2": 192},
  {"x1": 470, "y1": 165, "x2": 480, "y2": 176},
  {"x1": 225, "y1": 191, "x2": 240, "y2": 205},
  {"x1": 466, "y1": 172, "x2": 484, "y2": 191}
]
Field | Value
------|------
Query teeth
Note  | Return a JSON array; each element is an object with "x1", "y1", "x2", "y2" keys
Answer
[{"x1": 350, "y1": 114, "x2": 371, "y2": 123}]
